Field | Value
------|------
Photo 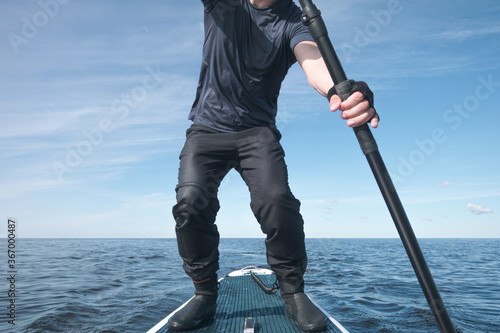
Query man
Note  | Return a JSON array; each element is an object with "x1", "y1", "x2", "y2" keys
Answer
[{"x1": 169, "y1": 0, "x2": 378, "y2": 331}]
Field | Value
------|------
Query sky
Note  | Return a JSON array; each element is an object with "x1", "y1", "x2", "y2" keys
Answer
[{"x1": 0, "y1": 0, "x2": 499, "y2": 239}]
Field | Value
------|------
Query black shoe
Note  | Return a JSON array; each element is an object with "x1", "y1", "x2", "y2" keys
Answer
[
  {"x1": 167, "y1": 295, "x2": 217, "y2": 331},
  {"x1": 283, "y1": 293, "x2": 328, "y2": 332}
]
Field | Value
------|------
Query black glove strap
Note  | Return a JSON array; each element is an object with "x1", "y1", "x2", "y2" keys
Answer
[{"x1": 327, "y1": 80, "x2": 378, "y2": 121}]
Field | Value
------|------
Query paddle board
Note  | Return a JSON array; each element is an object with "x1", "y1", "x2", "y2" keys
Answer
[{"x1": 148, "y1": 266, "x2": 349, "y2": 333}]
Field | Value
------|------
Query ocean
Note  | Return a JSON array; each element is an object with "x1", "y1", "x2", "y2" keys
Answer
[{"x1": 1, "y1": 238, "x2": 498, "y2": 332}]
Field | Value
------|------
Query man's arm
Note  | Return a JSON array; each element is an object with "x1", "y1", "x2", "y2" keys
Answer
[{"x1": 294, "y1": 41, "x2": 378, "y2": 128}]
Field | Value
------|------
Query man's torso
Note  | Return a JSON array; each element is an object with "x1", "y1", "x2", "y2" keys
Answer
[{"x1": 189, "y1": 0, "x2": 312, "y2": 132}]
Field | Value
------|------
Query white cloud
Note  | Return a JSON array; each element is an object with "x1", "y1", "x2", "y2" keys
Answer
[
  {"x1": 435, "y1": 181, "x2": 452, "y2": 188},
  {"x1": 430, "y1": 25, "x2": 500, "y2": 42},
  {"x1": 466, "y1": 203, "x2": 494, "y2": 215}
]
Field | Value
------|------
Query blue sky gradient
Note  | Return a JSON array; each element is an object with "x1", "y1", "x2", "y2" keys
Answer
[{"x1": 1, "y1": 0, "x2": 499, "y2": 238}]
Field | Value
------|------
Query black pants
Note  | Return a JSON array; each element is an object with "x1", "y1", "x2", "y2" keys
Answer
[{"x1": 172, "y1": 125, "x2": 307, "y2": 293}]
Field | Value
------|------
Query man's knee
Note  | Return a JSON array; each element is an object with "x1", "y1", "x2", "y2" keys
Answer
[{"x1": 173, "y1": 185, "x2": 220, "y2": 225}]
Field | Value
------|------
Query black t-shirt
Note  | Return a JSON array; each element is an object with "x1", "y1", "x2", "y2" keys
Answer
[{"x1": 189, "y1": 0, "x2": 314, "y2": 132}]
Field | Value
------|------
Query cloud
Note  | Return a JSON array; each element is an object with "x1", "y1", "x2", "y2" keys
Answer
[
  {"x1": 325, "y1": 199, "x2": 339, "y2": 204},
  {"x1": 466, "y1": 203, "x2": 494, "y2": 215},
  {"x1": 430, "y1": 26, "x2": 500, "y2": 42},
  {"x1": 435, "y1": 181, "x2": 452, "y2": 188}
]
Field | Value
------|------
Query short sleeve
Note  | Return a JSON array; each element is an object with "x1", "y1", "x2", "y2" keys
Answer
[{"x1": 287, "y1": 7, "x2": 314, "y2": 52}]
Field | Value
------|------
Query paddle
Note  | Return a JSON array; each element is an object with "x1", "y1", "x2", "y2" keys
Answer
[{"x1": 297, "y1": 1, "x2": 458, "y2": 332}]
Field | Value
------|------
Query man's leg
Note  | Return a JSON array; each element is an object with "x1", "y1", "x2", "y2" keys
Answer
[
  {"x1": 236, "y1": 127, "x2": 307, "y2": 283},
  {"x1": 169, "y1": 125, "x2": 235, "y2": 330},
  {"x1": 236, "y1": 126, "x2": 327, "y2": 332}
]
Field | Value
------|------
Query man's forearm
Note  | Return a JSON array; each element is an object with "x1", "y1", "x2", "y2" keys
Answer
[
  {"x1": 306, "y1": 59, "x2": 334, "y2": 98},
  {"x1": 294, "y1": 41, "x2": 334, "y2": 98}
]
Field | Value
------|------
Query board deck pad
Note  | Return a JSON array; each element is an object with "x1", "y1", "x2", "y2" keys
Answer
[{"x1": 149, "y1": 267, "x2": 349, "y2": 333}]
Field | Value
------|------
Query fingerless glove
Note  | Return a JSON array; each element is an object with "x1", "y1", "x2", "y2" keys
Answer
[
  {"x1": 327, "y1": 80, "x2": 378, "y2": 121},
  {"x1": 327, "y1": 80, "x2": 374, "y2": 110}
]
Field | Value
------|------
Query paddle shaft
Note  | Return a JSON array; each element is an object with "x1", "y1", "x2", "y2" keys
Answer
[{"x1": 297, "y1": 1, "x2": 457, "y2": 332}]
